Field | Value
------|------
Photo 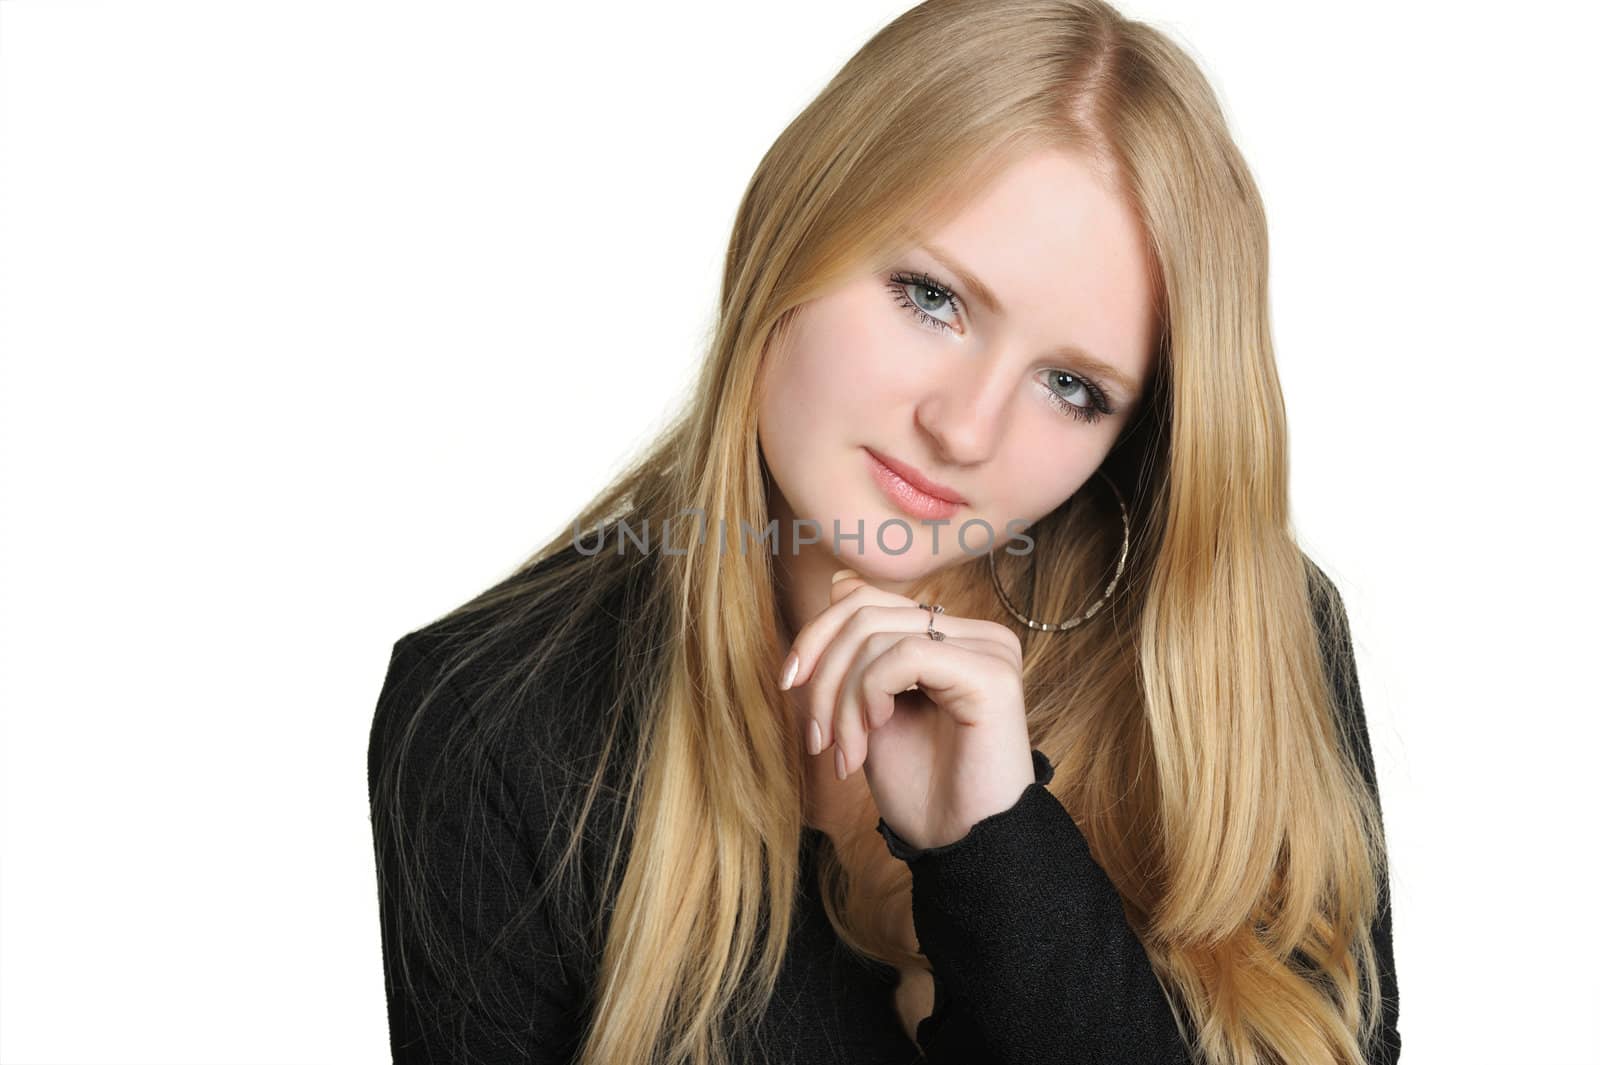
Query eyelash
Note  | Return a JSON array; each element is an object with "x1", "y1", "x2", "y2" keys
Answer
[{"x1": 884, "y1": 269, "x2": 1117, "y2": 426}]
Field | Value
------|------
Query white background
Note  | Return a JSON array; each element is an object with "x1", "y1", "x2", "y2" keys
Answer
[{"x1": 2, "y1": 2, "x2": 1595, "y2": 1063}]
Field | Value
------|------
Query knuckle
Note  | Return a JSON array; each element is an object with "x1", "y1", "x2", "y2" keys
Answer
[
  {"x1": 990, "y1": 625, "x2": 1024, "y2": 664},
  {"x1": 840, "y1": 606, "x2": 875, "y2": 638},
  {"x1": 844, "y1": 584, "x2": 874, "y2": 605},
  {"x1": 860, "y1": 603, "x2": 893, "y2": 627},
  {"x1": 988, "y1": 620, "x2": 1022, "y2": 650},
  {"x1": 890, "y1": 634, "x2": 920, "y2": 661},
  {"x1": 832, "y1": 692, "x2": 853, "y2": 731}
]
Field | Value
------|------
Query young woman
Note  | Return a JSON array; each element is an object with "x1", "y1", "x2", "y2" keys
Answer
[{"x1": 366, "y1": 1, "x2": 1401, "y2": 1062}]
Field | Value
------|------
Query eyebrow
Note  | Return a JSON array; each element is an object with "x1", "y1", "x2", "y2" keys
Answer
[{"x1": 917, "y1": 240, "x2": 1142, "y2": 403}]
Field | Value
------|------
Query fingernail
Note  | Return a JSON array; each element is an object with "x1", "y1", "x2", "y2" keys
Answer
[
  {"x1": 831, "y1": 568, "x2": 859, "y2": 584},
  {"x1": 808, "y1": 719, "x2": 822, "y2": 756},
  {"x1": 780, "y1": 651, "x2": 799, "y2": 691},
  {"x1": 834, "y1": 746, "x2": 847, "y2": 781}
]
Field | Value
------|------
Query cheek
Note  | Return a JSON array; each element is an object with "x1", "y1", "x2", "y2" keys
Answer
[
  {"x1": 765, "y1": 291, "x2": 909, "y2": 427},
  {"x1": 757, "y1": 307, "x2": 865, "y2": 490},
  {"x1": 985, "y1": 424, "x2": 1104, "y2": 527}
]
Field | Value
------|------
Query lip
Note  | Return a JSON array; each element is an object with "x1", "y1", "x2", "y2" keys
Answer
[{"x1": 865, "y1": 447, "x2": 968, "y2": 520}]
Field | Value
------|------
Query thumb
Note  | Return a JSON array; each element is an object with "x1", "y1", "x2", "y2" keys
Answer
[{"x1": 829, "y1": 567, "x2": 861, "y2": 604}]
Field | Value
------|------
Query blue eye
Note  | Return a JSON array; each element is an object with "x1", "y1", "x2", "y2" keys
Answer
[
  {"x1": 887, "y1": 271, "x2": 962, "y2": 331},
  {"x1": 1038, "y1": 370, "x2": 1113, "y2": 425},
  {"x1": 886, "y1": 267, "x2": 1117, "y2": 427}
]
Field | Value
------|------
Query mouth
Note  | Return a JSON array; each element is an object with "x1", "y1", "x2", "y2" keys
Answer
[{"x1": 864, "y1": 447, "x2": 968, "y2": 520}]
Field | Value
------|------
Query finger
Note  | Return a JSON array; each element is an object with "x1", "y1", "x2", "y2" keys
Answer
[
  {"x1": 834, "y1": 635, "x2": 1020, "y2": 779},
  {"x1": 856, "y1": 634, "x2": 1017, "y2": 731},
  {"x1": 789, "y1": 581, "x2": 916, "y2": 698},
  {"x1": 809, "y1": 600, "x2": 998, "y2": 749},
  {"x1": 856, "y1": 636, "x2": 1021, "y2": 739},
  {"x1": 983, "y1": 619, "x2": 1026, "y2": 670},
  {"x1": 786, "y1": 578, "x2": 989, "y2": 691},
  {"x1": 804, "y1": 601, "x2": 928, "y2": 758},
  {"x1": 827, "y1": 629, "x2": 910, "y2": 779}
]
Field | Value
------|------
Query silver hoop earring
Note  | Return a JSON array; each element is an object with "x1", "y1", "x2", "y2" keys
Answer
[{"x1": 987, "y1": 470, "x2": 1131, "y2": 633}]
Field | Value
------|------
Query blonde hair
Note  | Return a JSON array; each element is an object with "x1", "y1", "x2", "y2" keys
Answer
[{"x1": 370, "y1": 1, "x2": 1395, "y2": 1062}]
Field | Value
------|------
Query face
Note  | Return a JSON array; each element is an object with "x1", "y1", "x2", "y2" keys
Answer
[{"x1": 757, "y1": 146, "x2": 1159, "y2": 591}]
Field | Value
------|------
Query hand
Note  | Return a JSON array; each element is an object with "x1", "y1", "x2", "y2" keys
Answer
[{"x1": 781, "y1": 568, "x2": 1038, "y2": 851}]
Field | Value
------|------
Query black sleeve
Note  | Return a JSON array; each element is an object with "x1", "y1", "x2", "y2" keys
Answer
[
  {"x1": 367, "y1": 634, "x2": 586, "y2": 1064},
  {"x1": 876, "y1": 748, "x2": 1193, "y2": 1065},
  {"x1": 1309, "y1": 572, "x2": 1403, "y2": 1065},
  {"x1": 874, "y1": 572, "x2": 1402, "y2": 1065}
]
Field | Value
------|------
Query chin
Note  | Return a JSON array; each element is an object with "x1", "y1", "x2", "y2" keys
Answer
[{"x1": 828, "y1": 529, "x2": 948, "y2": 586}]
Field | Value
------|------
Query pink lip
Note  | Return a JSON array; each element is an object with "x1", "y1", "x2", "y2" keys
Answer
[{"x1": 865, "y1": 448, "x2": 968, "y2": 519}]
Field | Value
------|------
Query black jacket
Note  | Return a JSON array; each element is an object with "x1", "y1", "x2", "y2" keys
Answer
[{"x1": 367, "y1": 550, "x2": 1401, "y2": 1063}]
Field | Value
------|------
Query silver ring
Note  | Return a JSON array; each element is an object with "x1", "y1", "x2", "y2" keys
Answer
[{"x1": 918, "y1": 602, "x2": 946, "y2": 641}]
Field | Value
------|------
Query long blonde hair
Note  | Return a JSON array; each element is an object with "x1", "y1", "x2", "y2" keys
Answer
[{"x1": 370, "y1": 1, "x2": 1394, "y2": 1062}]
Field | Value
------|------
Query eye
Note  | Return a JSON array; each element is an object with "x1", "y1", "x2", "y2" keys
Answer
[
  {"x1": 886, "y1": 271, "x2": 962, "y2": 332},
  {"x1": 1037, "y1": 369, "x2": 1115, "y2": 426},
  {"x1": 887, "y1": 268, "x2": 1119, "y2": 428}
]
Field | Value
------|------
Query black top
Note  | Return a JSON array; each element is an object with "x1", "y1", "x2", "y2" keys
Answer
[{"x1": 366, "y1": 560, "x2": 1401, "y2": 1064}]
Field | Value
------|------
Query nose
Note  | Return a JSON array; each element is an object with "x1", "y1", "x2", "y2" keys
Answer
[{"x1": 914, "y1": 346, "x2": 1014, "y2": 466}]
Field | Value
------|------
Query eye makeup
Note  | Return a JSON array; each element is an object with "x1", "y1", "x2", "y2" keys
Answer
[{"x1": 884, "y1": 268, "x2": 1118, "y2": 425}]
